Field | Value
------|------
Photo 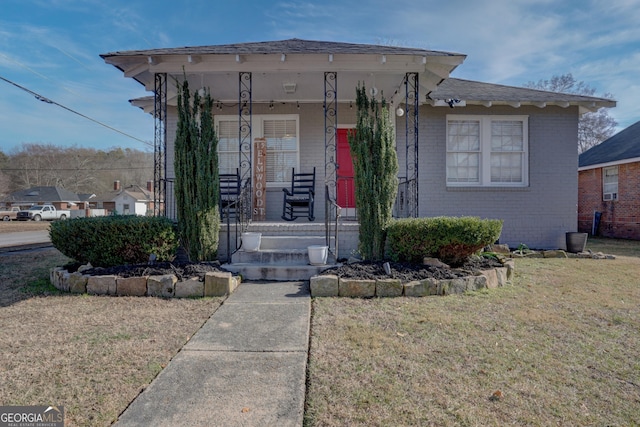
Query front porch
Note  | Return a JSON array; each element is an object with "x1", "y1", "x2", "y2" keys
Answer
[{"x1": 218, "y1": 221, "x2": 360, "y2": 280}]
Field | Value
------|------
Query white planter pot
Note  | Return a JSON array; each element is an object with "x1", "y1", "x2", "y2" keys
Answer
[
  {"x1": 241, "y1": 232, "x2": 261, "y2": 252},
  {"x1": 308, "y1": 245, "x2": 328, "y2": 266}
]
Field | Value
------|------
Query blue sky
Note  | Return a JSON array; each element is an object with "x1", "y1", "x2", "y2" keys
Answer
[{"x1": 1, "y1": 0, "x2": 639, "y2": 153}]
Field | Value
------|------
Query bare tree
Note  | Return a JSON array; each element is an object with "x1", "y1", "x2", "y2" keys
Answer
[
  {"x1": 1, "y1": 144, "x2": 153, "y2": 194},
  {"x1": 524, "y1": 73, "x2": 617, "y2": 153}
]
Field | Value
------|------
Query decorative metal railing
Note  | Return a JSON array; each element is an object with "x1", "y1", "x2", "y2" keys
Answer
[
  {"x1": 325, "y1": 185, "x2": 342, "y2": 261},
  {"x1": 221, "y1": 178, "x2": 252, "y2": 263},
  {"x1": 393, "y1": 176, "x2": 416, "y2": 218}
]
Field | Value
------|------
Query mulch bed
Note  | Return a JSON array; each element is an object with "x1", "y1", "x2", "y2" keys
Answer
[
  {"x1": 69, "y1": 257, "x2": 503, "y2": 282},
  {"x1": 322, "y1": 258, "x2": 503, "y2": 281},
  {"x1": 75, "y1": 261, "x2": 226, "y2": 281}
]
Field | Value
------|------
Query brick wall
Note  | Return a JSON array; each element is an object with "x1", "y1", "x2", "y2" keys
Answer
[{"x1": 578, "y1": 162, "x2": 640, "y2": 240}]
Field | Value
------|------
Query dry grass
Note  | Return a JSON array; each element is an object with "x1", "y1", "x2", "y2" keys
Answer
[
  {"x1": 0, "y1": 248, "x2": 223, "y2": 426},
  {"x1": 305, "y1": 240, "x2": 640, "y2": 426},
  {"x1": 0, "y1": 221, "x2": 51, "y2": 233}
]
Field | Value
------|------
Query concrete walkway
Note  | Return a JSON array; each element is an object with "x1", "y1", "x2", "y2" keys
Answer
[{"x1": 115, "y1": 281, "x2": 311, "y2": 427}]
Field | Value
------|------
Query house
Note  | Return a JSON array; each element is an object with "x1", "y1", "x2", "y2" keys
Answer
[
  {"x1": 3, "y1": 186, "x2": 86, "y2": 210},
  {"x1": 578, "y1": 121, "x2": 640, "y2": 240},
  {"x1": 101, "y1": 39, "x2": 615, "y2": 254},
  {"x1": 93, "y1": 180, "x2": 156, "y2": 216}
]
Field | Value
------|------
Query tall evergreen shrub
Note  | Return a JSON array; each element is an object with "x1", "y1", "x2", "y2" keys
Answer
[
  {"x1": 175, "y1": 79, "x2": 220, "y2": 261},
  {"x1": 348, "y1": 84, "x2": 399, "y2": 260}
]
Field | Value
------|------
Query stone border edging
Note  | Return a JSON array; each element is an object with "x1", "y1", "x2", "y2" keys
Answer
[
  {"x1": 50, "y1": 267, "x2": 241, "y2": 298},
  {"x1": 310, "y1": 260, "x2": 515, "y2": 298}
]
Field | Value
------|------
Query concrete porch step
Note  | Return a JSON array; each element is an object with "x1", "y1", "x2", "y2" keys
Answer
[
  {"x1": 255, "y1": 235, "x2": 332, "y2": 250},
  {"x1": 232, "y1": 248, "x2": 336, "y2": 265},
  {"x1": 222, "y1": 262, "x2": 337, "y2": 281}
]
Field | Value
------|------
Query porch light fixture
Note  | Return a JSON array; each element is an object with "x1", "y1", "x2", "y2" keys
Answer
[
  {"x1": 396, "y1": 107, "x2": 404, "y2": 117},
  {"x1": 282, "y1": 82, "x2": 296, "y2": 94}
]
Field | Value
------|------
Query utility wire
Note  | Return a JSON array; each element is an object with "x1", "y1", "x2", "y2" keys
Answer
[{"x1": 0, "y1": 75, "x2": 153, "y2": 147}]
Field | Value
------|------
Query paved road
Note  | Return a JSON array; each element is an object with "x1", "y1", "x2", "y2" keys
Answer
[{"x1": 0, "y1": 231, "x2": 50, "y2": 248}]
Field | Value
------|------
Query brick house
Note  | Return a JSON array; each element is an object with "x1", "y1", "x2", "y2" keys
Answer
[
  {"x1": 578, "y1": 121, "x2": 640, "y2": 240},
  {"x1": 102, "y1": 39, "x2": 615, "y2": 254}
]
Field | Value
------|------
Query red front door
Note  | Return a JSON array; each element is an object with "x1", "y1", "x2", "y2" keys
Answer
[{"x1": 336, "y1": 128, "x2": 356, "y2": 208}]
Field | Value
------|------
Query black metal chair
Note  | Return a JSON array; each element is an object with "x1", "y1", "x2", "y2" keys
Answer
[
  {"x1": 219, "y1": 169, "x2": 241, "y2": 219},
  {"x1": 281, "y1": 167, "x2": 315, "y2": 221}
]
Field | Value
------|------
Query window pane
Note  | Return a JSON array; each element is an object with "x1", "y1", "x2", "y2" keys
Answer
[
  {"x1": 446, "y1": 153, "x2": 479, "y2": 183},
  {"x1": 263, "y1": 119, "x2": 298, "y2": 183},
  {"x1": 219, "y1": 153, "x2": 239, "y2": 175},
  {"x1": 447, "y1": 120, "x2": 480, "y2": 151},
  {"x1": 491, "y1": 153, "x2": 523, "y2": 182},
  {"x1": 217, "y1": 120, "x2": 239, "y2": 152},
  {"x1": 603, "y1": 166, "x2": 618, "y2": 194},
  {"x1": 267, "y1": 152, "x2": 297, "y2": 182},
  {"x1": 491, "y1": 121, "x2": 523, "y2": 151}
]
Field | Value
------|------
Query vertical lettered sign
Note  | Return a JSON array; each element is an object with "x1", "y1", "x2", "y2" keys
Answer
[{"x1": 253, "y1": 138, "x2": 267, "y2": 221}]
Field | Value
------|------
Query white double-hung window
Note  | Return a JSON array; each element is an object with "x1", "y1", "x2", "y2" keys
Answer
[
  {"x1": 446, "y1": 115, "x2": 528, "y2": 187},
  {"x1": 215, "y1": 114, "x2": 299, "y2": 185},
  {"x1": 602, "y1": 166, "x2": 618, "y2": 200}
]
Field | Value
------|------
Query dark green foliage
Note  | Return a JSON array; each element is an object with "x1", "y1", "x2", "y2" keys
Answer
[
  {"x1": 49, "y1": 216, "x2": 178, "y2": 267},
  {"x1": 348, "y1": 84, "x2": 399, "y2": 261},
  {"x1": 386, "y1": 217, "x2": 503, "y2": 266},
  {"x1": 175, "y1": 78, "x2": 220, "y2": 261}
]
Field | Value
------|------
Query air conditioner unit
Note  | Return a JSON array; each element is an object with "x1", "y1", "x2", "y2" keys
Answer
[{"x1": 603, "y1": 192, "x2": 618, "y2": 201}]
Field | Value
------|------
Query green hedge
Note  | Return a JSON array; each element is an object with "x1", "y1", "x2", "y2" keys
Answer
[
  {"x1": 386, "y1": 216, "x2": 503, "y2": 266},
  {"x1": 49, "y1": 216, "x2": 178, "y2": 267}
]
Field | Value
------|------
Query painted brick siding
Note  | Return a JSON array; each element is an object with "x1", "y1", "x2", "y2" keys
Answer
[
  {"x1": 578, "y1": 162, "x2": 640, "y2": 239},
  {"x1": 417, "y1": 105, "x2": 580, "y2": 249},
  {"x1": 165, "y1": 101, "x2": 581, "y2": 249}
]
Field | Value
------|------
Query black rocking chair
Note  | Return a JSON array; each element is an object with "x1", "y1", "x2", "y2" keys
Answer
[
  {"x1": 281, "y1": 167, "x2": 315, "y2": 221},
  {"x1": 219, "y1": 169, "x2": 241, "y2": 219}
]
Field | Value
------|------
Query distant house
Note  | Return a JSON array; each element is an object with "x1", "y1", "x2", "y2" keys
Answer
[
  {"x1": 4, "y1": 186, "x2": 86, "y2": 210},
  {"x1": 578, "y1": 121, "x2": 640, "y2": 240},
  {"x1": 94, "y1": 181, "x2": 155, "y2": 216}
]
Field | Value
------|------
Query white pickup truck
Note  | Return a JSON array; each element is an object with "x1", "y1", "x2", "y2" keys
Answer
[{"x1": 16, "y1": 204, "x2": 70, "y2": 221}]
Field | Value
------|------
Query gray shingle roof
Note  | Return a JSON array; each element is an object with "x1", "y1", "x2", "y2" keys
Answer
[
  {"x1": 101, "y1": 38, "x2": 463, "y2": 59},
  {"x1": 431, "y1": 78, "x2": 615, "y2": 104},
  {"x1": 6, "y1": 186, "x2": 80, "y2": 203},
  {"x1": 579, "y1": 120, "x2": 640, "y2": 168}
]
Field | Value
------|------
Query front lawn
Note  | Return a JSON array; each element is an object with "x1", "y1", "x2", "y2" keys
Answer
[{"x1": 305, "y1": 239, "x2": 640, "y2": 426}]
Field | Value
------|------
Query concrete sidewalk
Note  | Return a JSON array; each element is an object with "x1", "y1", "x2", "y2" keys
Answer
[{"x1": 115, "y1": 281, "x2": 311, "y2": 427}]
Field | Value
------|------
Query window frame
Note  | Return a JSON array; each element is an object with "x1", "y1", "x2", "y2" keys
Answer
[
  {"x1": 214, "y1": 114, "x2": 300, "y2": 187},
  {"x1": 446, "y1": 115, "x2": 529, "y2": 188},
  {"x1": 602, "y1": 165, "x2": 619, "y2": 201}
]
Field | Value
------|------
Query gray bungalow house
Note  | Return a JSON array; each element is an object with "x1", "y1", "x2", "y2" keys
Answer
[{"x1": 101, "y1": 39, "x2": 615, "y2": 258}]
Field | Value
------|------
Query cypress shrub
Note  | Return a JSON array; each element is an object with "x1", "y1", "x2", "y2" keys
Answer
[
  {"x1": 348, "y1": 84, "x2": 399, "y2": 260},
  {"x1": 386, "y1": 216, "x2": 503, "y2": 266},
  {"x1": 49, "y1": 216, "x2": 178, "y2": 267},
  {"x1": 175, "y1": 78, "x2": 220, "y2": 261}
]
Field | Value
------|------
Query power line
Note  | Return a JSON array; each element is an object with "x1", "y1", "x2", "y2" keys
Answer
[
  {"x1": 0, "y1": 75, "x2": 153, "y2": 147},
  {"x1": 1, "y1": 167, "x2": 154, "y2": 171}
]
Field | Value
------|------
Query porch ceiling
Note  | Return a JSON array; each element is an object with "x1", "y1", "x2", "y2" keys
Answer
[{"x1": 103, "y1": 43, "x2": 466, "y2": 109}]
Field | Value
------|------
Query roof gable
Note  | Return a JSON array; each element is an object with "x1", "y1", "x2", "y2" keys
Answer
[{"x1": 579, "y1": 120, "x2": 640, "y2": 168}]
